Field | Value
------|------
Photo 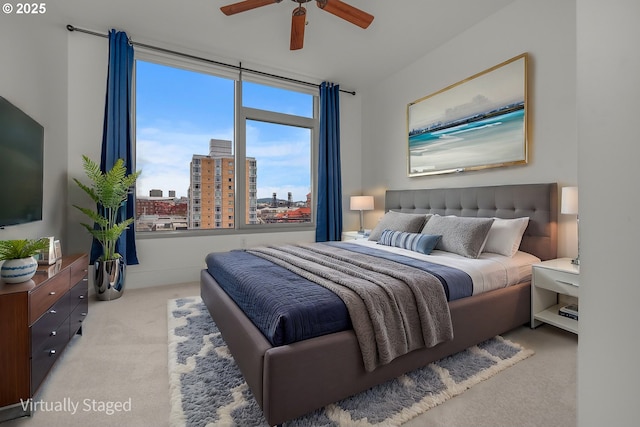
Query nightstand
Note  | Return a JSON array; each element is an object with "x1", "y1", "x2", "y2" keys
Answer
[
  {"x1": 531, "y1": 258, "x2": 579, "y2": 334},
  {"x1": 342, "y1": 231, "x2": 369, "y2": 241}
]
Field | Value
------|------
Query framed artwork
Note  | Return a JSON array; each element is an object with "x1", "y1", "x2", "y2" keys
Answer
[{"x1": 407, "y1": 53, "x2": 528, "y2": 177}]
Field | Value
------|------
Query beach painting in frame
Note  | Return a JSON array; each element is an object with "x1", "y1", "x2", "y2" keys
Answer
[{"x1": 408, "y1": 53, "x2": 528, "y2": 177}]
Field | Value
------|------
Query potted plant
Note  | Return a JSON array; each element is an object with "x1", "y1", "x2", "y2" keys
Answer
[
  {"x1": 0, "y1": 238, "x2": 50, "y2": 283},
  {"x1": 73, "y1": 155, "x2": 141, "y2": 300}
]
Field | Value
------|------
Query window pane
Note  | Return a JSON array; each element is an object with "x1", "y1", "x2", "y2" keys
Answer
[
  {"x1": 243, "y1": 81, "x2": 313, "y2": 118},
  {"x1": 134, "y1": 60, "x2": 234, "y2": 232},
  {"x1": 246, "y1": 120, "x2": 311, "y2": 225}
]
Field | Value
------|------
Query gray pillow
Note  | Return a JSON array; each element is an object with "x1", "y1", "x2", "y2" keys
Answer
[
  {"x1": 421, "y1": 215, "x2": 494, "y2": 258},
  {"x1": 368, "y1": 211, "x2": 429, "y2": 241}
]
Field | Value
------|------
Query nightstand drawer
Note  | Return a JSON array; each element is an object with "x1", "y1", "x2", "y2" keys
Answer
[{"x1": 533, "y1": 268, "x2": 579, "y2": 297}]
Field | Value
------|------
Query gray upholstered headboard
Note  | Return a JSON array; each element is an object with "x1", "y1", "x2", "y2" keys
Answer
[{"x1": 385, "y1": 183, "x2": 558, "y2": 261}]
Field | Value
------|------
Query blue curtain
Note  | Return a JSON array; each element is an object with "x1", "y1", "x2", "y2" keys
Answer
[
  {"x1": 90, "y1": 30, "x2": 139, "y2": 265},
  {"x1": 315, "y1": 82, "x2": 343, "y2": 242}
]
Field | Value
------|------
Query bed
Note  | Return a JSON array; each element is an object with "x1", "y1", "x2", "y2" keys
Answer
[{"x1": 200, "y1": 183, "x2": 557, "y2": 426}]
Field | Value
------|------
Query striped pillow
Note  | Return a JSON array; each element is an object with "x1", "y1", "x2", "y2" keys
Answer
[{"x1": 377, "y1": 229, "x2": 442, "y2": 255}]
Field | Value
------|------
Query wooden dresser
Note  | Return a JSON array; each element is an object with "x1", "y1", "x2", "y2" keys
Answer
[{"x1": 0, "y1": 253, "x2": 89, "y2": 421}]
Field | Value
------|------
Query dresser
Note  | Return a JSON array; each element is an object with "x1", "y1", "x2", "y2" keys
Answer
[{"x1": 0, "y1": 253, "x2": 89, "y2": 421}]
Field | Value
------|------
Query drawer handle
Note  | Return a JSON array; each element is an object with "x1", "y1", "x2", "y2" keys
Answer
[
  {"x1": 48, "y1": 350, "x2": 56, "y2": 356},
  {"x1": 50, "y1": 331, "x2": 57, "y2": 337},
  {"x1": 49, "y1": 291, "x2": 56, "y2": 295},
  {"x1": 82, "y1": 278, "x2": 88, "y2": 282},
  {"x1": 81, "y1": 312, "x2": 87, "y2": 316},
  {"x1": 555, "y1": 279, "x2": 579, "y2": 287},
  {"x1": 49, "y1": 310, "x2": 57, "y2": 314},
  {"x1": 79, "y1": 295, "x2": 85, "y2": 299}
]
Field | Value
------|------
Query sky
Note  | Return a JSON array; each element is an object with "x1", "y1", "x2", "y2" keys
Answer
[{"x1": 135, "y1": 60, "x2": 313, "y2": 201}]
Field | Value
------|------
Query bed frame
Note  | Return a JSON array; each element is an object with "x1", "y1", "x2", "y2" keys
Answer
[{"x1": 200, "y1": 183, "x2": 557, "y2": 426}]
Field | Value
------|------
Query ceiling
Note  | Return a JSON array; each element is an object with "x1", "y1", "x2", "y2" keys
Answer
[{"x1": 52, "y1": 0, "x2": 516, "y2": 91}]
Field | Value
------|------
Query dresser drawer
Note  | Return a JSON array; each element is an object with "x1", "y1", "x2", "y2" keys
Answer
[
  {"x1": 30, "y1": 323, "x2": 69, "y2": 394},
  {"x1": 29, "y1": 270, "x2": 70, "y2": 324},
  {"x1": 69, "y1": 300, "x2": 88, "y2": 336},
  {"x1": 70, "y1": 257, "x2": 89, "y2": 290},
  {"x1": 30, "y1": 293, "x2": 70, "y2": 352},
  {"x1": 69, "y1": 279, "x2": 88, "y2": 308}
]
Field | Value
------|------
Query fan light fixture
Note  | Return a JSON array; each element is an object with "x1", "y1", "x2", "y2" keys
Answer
[{"x1": 220, "y1": 0, "x2": 374, "y2": 50}]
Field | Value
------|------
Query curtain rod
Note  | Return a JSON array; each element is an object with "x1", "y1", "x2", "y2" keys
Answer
[{"x1": 66, "y1": 25, "x2": 356, "y2": 96}]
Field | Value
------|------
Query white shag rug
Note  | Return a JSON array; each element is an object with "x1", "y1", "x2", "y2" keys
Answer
[{"x1": 168, "y1": 296, "x2": 533, "y2": 427}]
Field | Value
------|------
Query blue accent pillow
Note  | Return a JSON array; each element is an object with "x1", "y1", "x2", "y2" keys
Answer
[{"x1": 377, "y1": 229, "x2": 442, "y2": 255}]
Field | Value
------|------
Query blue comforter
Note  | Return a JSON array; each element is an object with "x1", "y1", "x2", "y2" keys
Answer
[{"x1": 205, "y1": 242, "x2": 472, "y2": 347}]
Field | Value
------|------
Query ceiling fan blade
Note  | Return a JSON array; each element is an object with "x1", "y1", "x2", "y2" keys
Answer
[
  {"x1": 290, "y1": 6, "x2": 306, "y2": 50},
  {"x1": 316, "y1": 0, "x2": 374, "y2": 29},
  {"x1": 220, "y1": 0, "x2": 281, "y2": 16}
]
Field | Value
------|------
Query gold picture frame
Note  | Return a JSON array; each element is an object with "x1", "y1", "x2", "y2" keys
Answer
[{"x1": 407, "y1": 53, "x2": 528, "y2": 177}]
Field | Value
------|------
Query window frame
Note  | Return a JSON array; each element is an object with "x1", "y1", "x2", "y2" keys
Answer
[{"x1": 133, "y1": 48, "x2": 319, "y2": 238}]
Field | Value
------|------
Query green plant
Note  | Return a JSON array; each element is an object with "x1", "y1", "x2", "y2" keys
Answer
[
  {"x1": 0, "y1": 238, "x2": 50, "y2": 261},
  {"x1": 73, "y1": 155, "x2": 141, "y2": 261}
]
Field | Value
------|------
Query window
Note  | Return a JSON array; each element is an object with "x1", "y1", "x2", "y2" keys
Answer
[
  {"x1": 244, "y1": 120, "x2": 312, "y2": 225},
  {"x1": 134, "y1": 54, "x2": 317, "y2": 234}
]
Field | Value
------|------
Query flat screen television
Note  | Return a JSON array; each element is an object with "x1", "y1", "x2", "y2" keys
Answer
[{"x1": 0, "y1": 96, "x2": 44, "y2": 228}]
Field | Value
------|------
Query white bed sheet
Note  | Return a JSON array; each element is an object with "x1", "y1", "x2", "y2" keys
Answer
[{"x1": 348, "y1": 239, "x2": 540, "y2": 295}]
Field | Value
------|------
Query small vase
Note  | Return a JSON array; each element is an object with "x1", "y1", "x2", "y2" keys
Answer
[
  {"x1": 94, "y1": 258, "x2": 126, "y2": 301},
  {"x1": 1, "y1": 256, "x2": 38, "y2": 283}
]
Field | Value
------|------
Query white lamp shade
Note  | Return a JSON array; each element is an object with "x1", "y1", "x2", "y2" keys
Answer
[
  {"x1": 561, "y1": 186, "x2": 579, "y2": 215},
  {"x1": 350, "y1": 195, "x2": 374, "y2": 211}
]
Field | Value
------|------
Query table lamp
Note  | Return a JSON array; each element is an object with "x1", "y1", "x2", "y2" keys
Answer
[
  {"x1": 561, "y1": 186, "x2": 579, "y2": 265},
  {"x1": 350, "y1": 195, "x2": 374, "y2": 234}
]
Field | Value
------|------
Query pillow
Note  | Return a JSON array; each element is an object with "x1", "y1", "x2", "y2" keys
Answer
[
  {"x1": 421, "y1": 215, "x2": 494, "y2": 258},
  {"x1": 483, "y1": 217, "x2": 530, "y2": 257},
  {"x1": 368, "y1": 211, "x2": 429, "y2": 241},
  {"x1": 378, "y1": 229, "x2": 442, "y2": 255}
]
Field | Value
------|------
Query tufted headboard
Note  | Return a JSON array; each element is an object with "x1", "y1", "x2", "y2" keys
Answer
[{"x1": 385, "y1": 183, "x2": 558, "y2": 261}]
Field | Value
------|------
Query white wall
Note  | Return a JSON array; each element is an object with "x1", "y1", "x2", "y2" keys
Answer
[
  {"x1": 577, "y1": 0, "x2": 640, "y2": 425},
  {"x1": 65, "y1": 32, "x2": 364, "y2": 288},
  {"x1": 360, "y1": 0, "x2": 578, "y2": 258},
  {"x1": 0, "y1": 14, "x2": 68, "y2": 247}
]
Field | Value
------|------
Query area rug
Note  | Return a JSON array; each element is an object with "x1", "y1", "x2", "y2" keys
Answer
[{"x1": 168, "y1": 296, "x2": 533, "y2": 427}]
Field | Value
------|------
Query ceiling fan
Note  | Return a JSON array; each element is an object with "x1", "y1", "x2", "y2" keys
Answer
[{"x1": 220, "y1": 0, "x2": 374, "y2": 50}]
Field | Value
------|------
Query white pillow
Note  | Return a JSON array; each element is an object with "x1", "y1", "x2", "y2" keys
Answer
[{"x1": 483, "y1": 217, "x2": 530, "y2": 257}]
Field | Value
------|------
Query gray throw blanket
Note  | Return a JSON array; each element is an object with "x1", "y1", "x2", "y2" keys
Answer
[{"x1": 247, "y1": 243, "x2": 453, "y2": 372}]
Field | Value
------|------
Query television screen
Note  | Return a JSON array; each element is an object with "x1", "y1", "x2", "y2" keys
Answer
[{"x1": 0, "y1": 96, "x2": 44, "y2": 227}]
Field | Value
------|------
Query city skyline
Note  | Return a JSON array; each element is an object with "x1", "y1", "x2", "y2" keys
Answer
[{"x1": 135, "y1": 60, "x2": 313, "y2": 202}]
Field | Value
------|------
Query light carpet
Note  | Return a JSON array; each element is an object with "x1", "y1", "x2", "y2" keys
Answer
[{"x1": 167, "y1": 296, "x2": 534, "y2": 427}]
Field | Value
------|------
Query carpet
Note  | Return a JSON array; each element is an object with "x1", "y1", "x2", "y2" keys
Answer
[{"x1": 168, "y1": 296, "x2": 533, "y2": 427}]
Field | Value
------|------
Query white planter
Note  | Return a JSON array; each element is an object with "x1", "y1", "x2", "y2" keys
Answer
[{"x1": 0, "y1": 256, "x2": 38, "y2": 283}]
